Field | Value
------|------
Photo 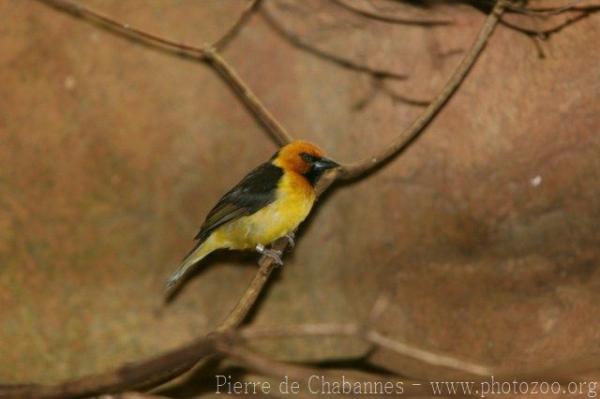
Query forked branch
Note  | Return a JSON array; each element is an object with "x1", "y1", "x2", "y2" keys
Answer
[
  {"x1": 35, "y1": 0, "x2": 293, "y2": 145},
  {"x1": 335, "y1": 0, "x2": 508, "y2": 180},
  {"x1": 0, "y1": 320, "x2": 492, "y2": 398},
  {"x1": 259, "y1": 5, "x2": 409, "y2": 81}
]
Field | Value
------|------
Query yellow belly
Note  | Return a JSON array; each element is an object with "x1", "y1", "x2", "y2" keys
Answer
[{"x1": 211, "y1": 173, "x2": 315, "y2": 249}]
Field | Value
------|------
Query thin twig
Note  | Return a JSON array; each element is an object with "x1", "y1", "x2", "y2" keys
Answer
[
  {"x1": 212, "y1": 0, "x2": 264, "y2": 52},
  {"x1": 34, "y1": 0, "x2": 293, "y2": 146},
  {"x1": 240, "y1": 322, "x2": 360, "y2": 339},
  {"x1": 366, "y1": 331, "x2": 492, "y2": 376},
  {"x1": 39, "y1": 0, "x2": 263, "y2": 55},
  {"x1": 38, "y1": 0, "x2": 205, "y2": 57},
  {"x1": 241, "y1": 323, "x2": 493, "y2": 376},
  {"x1": 353, "y1": 77, "x2": 431, "y2": 110},
  {"x1": 500, "y1": 10, "x2": 597, "y2": 38},
  {"x1": 335, "y1": 0, "x2": 507, "y2": 180},
  {"x1": 260, "y1": 5, "x2": 408, "y2": 80},
  {"x1": 215, "y1": 236, "x2": 290, "y2": 331},
  {"x1": 332, "y1": 0, "x2": 453, "y2": 26},
  {"x1": 205, "y1": 50, "x2": 293, "y2": 146},
  {"x1": 378, "y1": 79, "x2": 431, "y2": 107}
]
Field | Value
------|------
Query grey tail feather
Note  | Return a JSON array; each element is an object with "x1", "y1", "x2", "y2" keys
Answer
[
  {"x1": 165, "y1": 259, "x2": 195, "y2": 291},
  {"x1": 165, "y1": 235, "x2": 211, "y2": 291}
]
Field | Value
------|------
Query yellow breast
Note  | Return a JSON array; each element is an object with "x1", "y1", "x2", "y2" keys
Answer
[{"x1": 212, "y1": 171, "x2": 316, "y2": 249}]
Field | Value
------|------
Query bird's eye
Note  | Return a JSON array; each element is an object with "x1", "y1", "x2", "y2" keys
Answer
[{"x1": 300, "y1": 152, "x2": 317, "y2": 163}]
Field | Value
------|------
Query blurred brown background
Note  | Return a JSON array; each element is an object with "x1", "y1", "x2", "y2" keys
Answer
[{"x1": 0, "y1": 0, "x2": 599, "y2": 389}]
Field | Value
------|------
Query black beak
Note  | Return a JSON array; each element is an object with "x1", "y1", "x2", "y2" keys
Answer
[{"x1": 313, "y1": 157, "x2": 340, "y2": 171}]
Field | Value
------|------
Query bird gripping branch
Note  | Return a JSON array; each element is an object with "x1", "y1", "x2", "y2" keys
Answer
[{"x1": 166, "y1": 140, "x2": 340, "y2": 294}]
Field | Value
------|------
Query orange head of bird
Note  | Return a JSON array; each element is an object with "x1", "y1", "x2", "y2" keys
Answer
[{"x1": 272, "y1": 140, "x2": 340, "y2": 186}]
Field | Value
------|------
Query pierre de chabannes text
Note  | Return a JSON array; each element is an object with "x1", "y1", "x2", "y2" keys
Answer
[{"x1": 216, "y1": 374, "x2": 404, "y2": 395}]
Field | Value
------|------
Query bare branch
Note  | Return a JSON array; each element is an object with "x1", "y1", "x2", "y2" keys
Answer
[
  {"x1": 205, "y1": 50, "x2": 293, "y2": 146},
  {"x1": 352, "y1": 77, "x2": 431, "y2": 110},
  {"x1": 240, "y1": 322, "x2": 360, "y2": 339},
  {"x1": 34, "y1": 0, "x2": 293, "y2": 146},
  {"x1": 241, "y1": 323, "x2": 492, "y2": 377},
  {"x1": 332, "y1": 0, "x2": 453, "y2": 26},
  {"x1": 37, "y1": 0, "x2": 207, "y2": 57},
  {"x1": 212, "y1": 0, "x2": 264, "y2": 52},
  {"x1": 260, "y1": 5, "x2": 408, "y2": 80},
  {"x1": 336, "y1": 0, "x2": 507, "y2": 180},
  {"x1": 378, "y1": 79, "x2": 431, "y2": 107},
  {"x1": 215, "y1": 236, "x2": 290, "y2": 332},
  {"x1": 366, "y1": 331, "x2": 492, "y2": 376},
  {"x1": 500, "y1": 9, "x2": 597, "y2": 38}
]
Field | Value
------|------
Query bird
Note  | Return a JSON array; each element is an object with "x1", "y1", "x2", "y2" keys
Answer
[{"x1": 165, "y1": 140, "x2": 340, "y2": 292}]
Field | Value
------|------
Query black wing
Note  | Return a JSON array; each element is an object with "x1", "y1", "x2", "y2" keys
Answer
[{"x1": 194, "y1": 162, "x2": 283, "y2": 243}]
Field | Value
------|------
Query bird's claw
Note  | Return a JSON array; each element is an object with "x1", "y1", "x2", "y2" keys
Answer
[
  {"x1": 285, "y1": 232, "x2": 295, "y2": 249},
  {"x1": 256, "y1": 244, "x2": 284, "y2": 266}
]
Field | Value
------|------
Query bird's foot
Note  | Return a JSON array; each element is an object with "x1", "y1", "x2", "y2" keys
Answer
[
  {"x1": 284, "y1": 232, "x2": 296, "y2": 249},
  {"x1": 256, "y1": 244, "x2": 284, "y2": 266}
]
